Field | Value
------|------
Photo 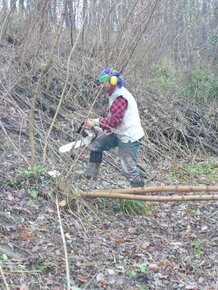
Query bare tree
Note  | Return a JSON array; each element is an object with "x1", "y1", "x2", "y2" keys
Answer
[
  {"x1": 2, "y1": 0, "x2": 9, "y2": 13},
  {"x1": 18, "y1": 0, "x2": 24, "y2": 15}
]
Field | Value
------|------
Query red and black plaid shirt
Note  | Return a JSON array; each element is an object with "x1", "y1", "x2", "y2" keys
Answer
[{"x1": 99, "y1": 96, "x2": 128, "y2": 131}]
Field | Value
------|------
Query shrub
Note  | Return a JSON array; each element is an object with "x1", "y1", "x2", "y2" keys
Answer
[{"x1": 184, "y1": 65, "x2": 218, "y2": 100}]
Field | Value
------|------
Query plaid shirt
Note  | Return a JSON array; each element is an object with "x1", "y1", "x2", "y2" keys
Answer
[{"x1": 99, "y1": 96, "x2": 128, "y2": 131}]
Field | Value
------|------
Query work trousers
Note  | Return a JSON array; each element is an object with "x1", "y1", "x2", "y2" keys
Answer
[{"x1": 88, "y1": 132, "x2": 143, "y2": 185}]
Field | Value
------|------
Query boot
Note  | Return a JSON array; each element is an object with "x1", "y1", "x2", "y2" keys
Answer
[
  {"x1": 81, "y1": 162, "x2": 101, "y2": 179},
  {"x1": 130, "y1": 179, "x2": 145, "y2": 188}
]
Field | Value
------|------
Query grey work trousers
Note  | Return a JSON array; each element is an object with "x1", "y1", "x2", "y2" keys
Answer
[{"x1": 88, "y1": 132, "x2": 143, "y2": 184}]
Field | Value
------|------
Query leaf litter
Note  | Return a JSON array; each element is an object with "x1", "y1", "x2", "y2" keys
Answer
[{"x1": 0, "y1": 115, "x2": 217, "y2": 289}]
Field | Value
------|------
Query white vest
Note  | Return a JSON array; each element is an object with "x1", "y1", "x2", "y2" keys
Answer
[{"x1": 109, "y1": 87, "x2": 144, "y2": 143}]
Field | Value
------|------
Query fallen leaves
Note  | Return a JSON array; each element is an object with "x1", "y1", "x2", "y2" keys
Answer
[
  {"x1": 77, "y1": 273, "x2": 89, "y2": 283},
  {"x1": 18, "y1": 231, "x2": 33, "y2": 239},
  {"x1": 141, "y1": 242, "x2": 150, "y2": 249},
  {"x1": 148, "y1": 263, "x2": 159, "y2": 272},
  {"x1": 58, "y1": 200, "x2": 67, "y2": 209},
  {"x1": 14, "y1": 226, "x2": 33, "y2": 240},
  {"x1": 96, "y1": 272, "x2": 108, "y2": 287},
  {"x1": 65, "y1": 232, "x2": 71, "y2": 240},
  {"x1": 110, "y1": 236, "x2": 126, "y2": 245},
  {"x1": 1, "y1": 156, "x2": 218, "y2": 289}
]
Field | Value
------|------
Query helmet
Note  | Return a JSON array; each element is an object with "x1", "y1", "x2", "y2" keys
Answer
[{"x1": 98, "y1": 68, "x2": 124, "y2": 88}]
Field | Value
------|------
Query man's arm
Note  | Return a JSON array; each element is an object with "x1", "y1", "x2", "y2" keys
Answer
[
  {"x1": 99, "y1": 96, "x2": 127, "y2": 131},
  {"x1": 84, "y1": 96, "x2": 127, "y2": 130}
]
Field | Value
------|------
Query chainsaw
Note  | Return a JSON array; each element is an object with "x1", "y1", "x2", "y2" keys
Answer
[{"x1": 59, "y1": 122, "x2": 97, "y2": 153}]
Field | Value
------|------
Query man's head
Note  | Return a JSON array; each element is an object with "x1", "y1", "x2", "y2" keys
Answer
[{"x1": 98, "y1": 68, "x2": 124, "y2": 91}]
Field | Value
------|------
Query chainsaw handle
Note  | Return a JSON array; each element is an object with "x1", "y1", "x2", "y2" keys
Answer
[
  {"x1": 75, "y1": 122, "x2": 85, "y2": 133},
  {"x1": 92, "y1": 127, "x2": 98, "y2": 139}
]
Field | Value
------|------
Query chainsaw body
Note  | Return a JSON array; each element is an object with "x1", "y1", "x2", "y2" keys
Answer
[
  {"x1": 74, "y1": 122, "x2": 97, "y2": 144},
  {"x1": 59, "y1": 122, "x2": 97, "y2": 153}
]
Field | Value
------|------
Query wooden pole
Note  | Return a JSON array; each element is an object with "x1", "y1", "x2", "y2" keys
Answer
[
  {"x1": 91, "y1": 185, "x2": 218, "y2": 195},
  {"x1": 80, "y1": 192, "x2": 218, "y2": 202},
  {"x1": 75, "y1": 185, "x2": 218, "y2": 202}
]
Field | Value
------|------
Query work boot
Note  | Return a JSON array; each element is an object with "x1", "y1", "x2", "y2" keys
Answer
[
  {"x1": 77, "y1": 162, "x2": 101, "y2": 180},
  {"x1": 130, "y1": 179, "x2": 145, "y2": 188}
]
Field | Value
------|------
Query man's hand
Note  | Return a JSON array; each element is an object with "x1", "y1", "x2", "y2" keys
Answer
[{"x1": 84, "y1": 118, "x2": 95, "y2": 129}]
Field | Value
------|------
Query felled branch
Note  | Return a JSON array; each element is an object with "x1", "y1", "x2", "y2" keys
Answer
[
  {"x1": 94, "y1": 185, "x2": 218, "y2": 195},
  {"x1": 77, "y1": 185, "x2": 218, "y2": 202}
]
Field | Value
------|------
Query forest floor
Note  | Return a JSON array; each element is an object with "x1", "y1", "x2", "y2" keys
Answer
[{"x1": 0, "y1": 103, "x2": 218, "y2": 290}]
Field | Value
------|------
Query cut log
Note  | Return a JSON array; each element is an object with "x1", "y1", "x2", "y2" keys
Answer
[
  {"x1": 88, "y1": 185, "x2": 218, "y2": 195},
  {"x1": 76, "y1": 185, "x2": 218, "y2": 202},
  {"x1": 79, "y1": 192, "x2": 218, "y2": 202}
]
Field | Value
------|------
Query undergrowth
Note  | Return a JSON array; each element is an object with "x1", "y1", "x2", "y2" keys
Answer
[{"x1": 168, "y1": 160, "x2": 218, "y2": 184}]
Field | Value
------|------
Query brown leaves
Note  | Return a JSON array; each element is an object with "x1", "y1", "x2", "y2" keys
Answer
[
  {"x1": 11, "y1": 286, "x2": 29, "y2": 290},
  {"x1": 16, "y1": 226, "x2": 33, "y2": 240},
  {"x1": 96, "y1": 272, "x2": 108, "y2": 287},
  {"x1": 110, "y1": 236, "x2": 126, "y2": 245},
  {"x1": 18, "y1": 231, "x2": 33, "y2": 239},
  {"x1": 77, "y1": 273, "x2": 89, "y2": 283},
  {"x1": 5, "y1": 192, "x2": 14, "y2": 201},
  {"x1": 148, "y1": 263, "x2": 160, "y2": 272},
  {"x1": 58, "y1": 200, "x2": 67, "y2": 209},
  {"x1": 141, "y1": 242, "x2": 150, "y2": 249}
]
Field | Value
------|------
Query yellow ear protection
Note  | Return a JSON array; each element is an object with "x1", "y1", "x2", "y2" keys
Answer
[
  {"x1": 110, "y1": 75, "x2": 118, "y2": 86},
  {"x1": 99, "y1": 68, "x2": 123, "y2": 87},
  {"x1": 99, "y1": 73, "x2": 118, "y2": 86}
]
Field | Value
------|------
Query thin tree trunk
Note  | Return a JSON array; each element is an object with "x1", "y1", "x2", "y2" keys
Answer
[
  {"x1": 0, "y1": 0, "x2": 16, "y2": 41},
  {"x1": 19, "y1": 0, "x2": 25, "y2": 15},
  {"x1": 2, "y1": 0, "x2": 9, "y2": 13},
  {"x1": 82, "y1": 0, "x2": 88, "y2": 50}
]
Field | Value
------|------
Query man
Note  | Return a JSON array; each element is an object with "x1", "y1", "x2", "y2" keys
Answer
[{"x1": 83, "y1": 68, "x2": 145, "y2": 188}]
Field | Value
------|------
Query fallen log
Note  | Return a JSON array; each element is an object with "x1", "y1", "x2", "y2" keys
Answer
[
  {"x1": 80, "y1": 192, "x2": 218, "y2": 201},
  {"x1": 77, "y1": 185, "x2": 218, "y2": 202},
  {"x1": 90, "y1": 185, "x2": 218, "y2": 195}
]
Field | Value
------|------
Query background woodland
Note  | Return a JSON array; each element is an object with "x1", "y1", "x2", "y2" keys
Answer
[{"x1": 1, "y1": 0, "x2": 217, "y2": 168}]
